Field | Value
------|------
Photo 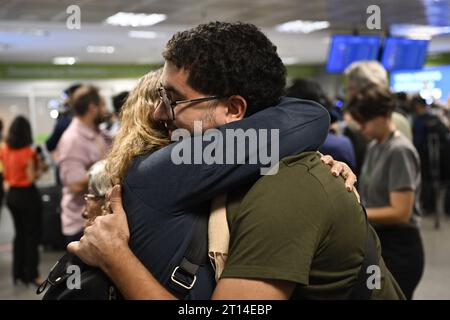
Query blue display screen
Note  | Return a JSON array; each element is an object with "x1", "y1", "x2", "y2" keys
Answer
[
  {"x1": 326, "y1": 35, "x2": 382, "y2": 73},
  {"x1": 390, "y1": 65, "x2": 450, "y2": 103},
  {"x1": 382, "y1": 38, "x2": 429, "y2": 71}
]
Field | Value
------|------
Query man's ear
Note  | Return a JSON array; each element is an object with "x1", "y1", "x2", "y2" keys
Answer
[{"x1": 225, "y1": 95, "x2": 247, "y2": 123}]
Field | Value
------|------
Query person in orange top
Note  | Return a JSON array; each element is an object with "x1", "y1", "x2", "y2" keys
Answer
[{"x1": 1, "y1": 116, "x2": 47, "y2": 286}]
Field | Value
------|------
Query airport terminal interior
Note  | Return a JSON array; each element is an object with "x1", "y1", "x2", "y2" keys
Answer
[{"x1": 1, "y1": 0, "x2": 450, "y2": 300}]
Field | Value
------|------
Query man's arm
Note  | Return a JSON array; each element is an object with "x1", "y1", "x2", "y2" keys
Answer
[
  {"x1": 126, "y1": 98, "x2": 331, "y2": 212},
  {"x1": 68, "y1": 186, "x2": 295, "y2": 300}
]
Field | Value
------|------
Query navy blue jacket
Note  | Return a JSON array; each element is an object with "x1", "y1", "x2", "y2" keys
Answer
[{"x1": 122, "y1": 97, "x2": 330, "y2": 299}]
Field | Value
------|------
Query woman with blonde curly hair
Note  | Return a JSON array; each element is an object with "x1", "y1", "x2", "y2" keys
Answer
[
  {"x1": 83, "y1": 69, "x2": 168, "y2": 227},
  {"x1": 106, "y1": 69, "x2": 169, "y2": 186}
]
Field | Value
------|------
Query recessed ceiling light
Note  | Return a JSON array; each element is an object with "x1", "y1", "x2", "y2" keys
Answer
[
  {"x1": 276, "y1": 20, "x2": 330, "y2": 34},
  {"x1": 53, "y1": 57, "x2": 77, "y2": 65},
  {"x1": 128, "y1": 30, "x2": 158, "y2": 39},
  {"x1": 86, "y1": 45, "x2": 115, "y2": 54},
  {"x1": 105, "y1": 12, "x2": 166, "y2": 27}
]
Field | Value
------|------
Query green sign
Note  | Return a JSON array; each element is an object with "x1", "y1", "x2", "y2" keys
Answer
[{"x1": 0, "y1": 63, "x2": 162, "y2": 79}]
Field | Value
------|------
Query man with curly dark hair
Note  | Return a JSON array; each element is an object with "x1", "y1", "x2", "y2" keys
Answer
[{"x1": 70, "y1": 22, "x2": 403, "y2": 300}]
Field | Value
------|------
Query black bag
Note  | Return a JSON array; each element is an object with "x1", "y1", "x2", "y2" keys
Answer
[
  {"x1": 40, "y1": 185, "x2": 66, "y2": 251},
  {"x1": 37, "y1": 252, "x2": 122, "y2": 300},
  {"x1": 37, "y1": 213, "x2": 209, "y2": 300}
]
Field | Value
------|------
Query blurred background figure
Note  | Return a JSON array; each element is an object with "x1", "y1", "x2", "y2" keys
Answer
[
  {"x1": 45, "y1": 84, "x2": 82, "y2": 155},
  {"x1": 83, "y1": 160, "x2": 110, "y2": 228},
  {"x1": 347, "y1": 85, "x2": 424, "y2": 299},
  {"x1": 105, "y1": 91, "x2": 129, "y2": 138},
  {"x1": 0, "y1": 118, "x2": 4, "y2": 220},
  {"x1": 286, "y1": 78, "x2": 356, "y2": 171},
  {"x1": 57, "y1": 85, "x2": 110, "y2": 244},
  {"x1": 411, "y1": 95, "x2": 450, "y2": 217},
  {"x1": 1, "y1": 116, "x2": 47, "y2": 287},
  {"x1": 45, "y1": 83, "x2": 82, "y2": 186},
  {"x1": 343, "y1": 61, "x2": 414, "y2": 176}
]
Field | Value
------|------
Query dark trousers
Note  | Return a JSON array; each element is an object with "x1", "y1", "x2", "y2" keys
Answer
[
  {"x1": 376, "y1": 226, "x2": 425, "y2": 300},
  {"x1": 6, "y1": 185, "x2": 43, "y2": 283}
]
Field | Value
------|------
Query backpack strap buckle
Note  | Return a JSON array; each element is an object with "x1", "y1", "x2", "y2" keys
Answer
[{"x1": 171, "y1": 265, "x2": 197, "y2": 290}]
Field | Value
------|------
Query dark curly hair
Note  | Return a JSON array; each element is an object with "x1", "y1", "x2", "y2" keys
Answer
[
  {"x1": 6, "y1": 115, "x2": 33, "y2": 149},
  {"x1": 163, "y1": 21, "x2": 286, "y2": 116},
  {"x1": 346, "y1": 85, "x2": 396, "y2": 123}
]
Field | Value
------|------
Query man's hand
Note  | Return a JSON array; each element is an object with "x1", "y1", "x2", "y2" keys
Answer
[
  {"x1": 320, "y1": 154, "x2": 360, "y2": 203},
  {"x1": 67, "y1": 185, "x2": 130, "y2": 270}
]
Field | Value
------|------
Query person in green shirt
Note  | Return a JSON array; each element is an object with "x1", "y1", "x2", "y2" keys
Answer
[{"x1": 222, "y1": 152, "x2": 405, "y2": 299}]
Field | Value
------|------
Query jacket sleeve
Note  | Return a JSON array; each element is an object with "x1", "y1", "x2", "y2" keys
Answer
[{"x1": 125, "y1": 97, "x2": 330, "y2": 213}]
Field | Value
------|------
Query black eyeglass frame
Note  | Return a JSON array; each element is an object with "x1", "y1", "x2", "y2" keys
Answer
[{"x1": 157, "y1": 85, "x2": 222, "y2": 120}]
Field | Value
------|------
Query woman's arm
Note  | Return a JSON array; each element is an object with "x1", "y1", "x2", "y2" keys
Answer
[
  {"x1": 126, "y1": 97, "x2": 330, "y2": 212},
  {"x1": 367, "y1": 190, "x2": 415, "y2": 225}
]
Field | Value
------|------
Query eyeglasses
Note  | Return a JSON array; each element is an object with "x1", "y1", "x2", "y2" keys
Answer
[
  {"x1": 157, "y1": 84, "x2": 222, "y2": 120},
  {"x1": 84, "y1": 194, "x2": 105, "y2": 202}
]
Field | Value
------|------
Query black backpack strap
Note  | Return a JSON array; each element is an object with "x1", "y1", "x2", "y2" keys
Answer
[
  {"x1": 169, "y1": 213, "x2": 209, "y2": 299},
  {"x1": 350, "y1": 205, "x2": 379, "y2": 300}
]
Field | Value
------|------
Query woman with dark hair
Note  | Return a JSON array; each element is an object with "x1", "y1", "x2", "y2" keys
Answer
[
  {"x1": 1, "y1": 115, "x2": 46, "y2": 286},
  {"x1": 347, "y1": 85, "x2": 424, "y2": 299}
]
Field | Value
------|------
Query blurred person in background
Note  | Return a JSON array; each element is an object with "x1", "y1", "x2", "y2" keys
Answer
[
  {"x1": 411, "y1": 95, "x2": 450, "y2": 215},
  {"x1": 82, "y1": 160, "x2": 110, "y2": 228},
  {"x1": 45, "y1": 83, "x2": 82, "y2": 154},
  {"x1": 57, "y1": 85, "x2": 110, "y2": 244},
  {"x1": 45, "y1": 83, "x2": 82, "y2": 186},
  {"x1": 286, "y1": 78, "x2": 356, "y2": 171},
  {"x1": 1, "y1": 116, "x2": 47, "y2": 286},
  {"x1": 343, "y1": 61, "x2": 413, "y2": 178},
  {"x1": 347, "y1": 85, "x2": 424, "y2": 299},
  {"x1": 344, "y1": 61, "x2": 413, "y2": 143},
  {"x1": 0, "y1": 118, "x2": 4, "y2": 218},
  {"x1": 105, "y1": 91, "x2": 129, "y2": 138}
]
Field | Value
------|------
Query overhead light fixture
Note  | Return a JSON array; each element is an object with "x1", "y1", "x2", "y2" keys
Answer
[
  {"x1": 86, "y1": 45, "x2": 115, "y2": 54},
  {"x1": 53, "y1": 57, "x2": 77, "y2": 65},
  {"x1": 276, "y1": 20, "x2": 330, "y2": 33},
  {"x1": 105, "y1": 12, "x2": 166, "y2": 27},
  {"x1": 128, "y1": 30, "x2": 158, "y2": 39}
]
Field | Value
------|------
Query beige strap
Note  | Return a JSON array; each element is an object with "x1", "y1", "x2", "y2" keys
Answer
[{"x1": 208, "y1": 194, "x2": 229, "y2": 281}]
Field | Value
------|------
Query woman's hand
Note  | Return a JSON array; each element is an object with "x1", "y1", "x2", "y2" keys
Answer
[
  {"x1": 320, "y1": 154, "x2": 360, "y2": 203},
  {"x1": 68, "y1": 185, "x2": 130, "y2": 270}
]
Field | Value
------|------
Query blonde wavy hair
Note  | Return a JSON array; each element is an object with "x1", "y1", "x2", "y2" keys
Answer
[{"x1": 106, "y1": 69, "x2": 170, "y2": 185}]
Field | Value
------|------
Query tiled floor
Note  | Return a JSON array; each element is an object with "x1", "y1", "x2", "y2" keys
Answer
[{"x1": 1, "y1": 206, "x2": 449, "y2": 300}]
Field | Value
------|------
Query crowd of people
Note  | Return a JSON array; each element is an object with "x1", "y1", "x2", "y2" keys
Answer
[{"x1": 0, "y1": 21, "x2": 449, "y2": 300}]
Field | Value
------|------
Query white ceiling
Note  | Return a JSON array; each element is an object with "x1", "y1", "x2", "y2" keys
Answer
[{"x1": 0, "y1": 0, "x2": 450, "y2": 65}]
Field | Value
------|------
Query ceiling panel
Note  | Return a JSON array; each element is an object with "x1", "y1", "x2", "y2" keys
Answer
[{"x1": 0, "y1": 0, "x2": 449, "y2": 64}]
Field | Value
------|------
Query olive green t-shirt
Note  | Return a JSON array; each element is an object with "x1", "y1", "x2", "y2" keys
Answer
[{"x1": 221, "y1": 152, "x2": 405, "y2": 300}]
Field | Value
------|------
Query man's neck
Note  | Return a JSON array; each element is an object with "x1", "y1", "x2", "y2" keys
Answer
[{"x1": 377, "y1": 120, "x2": 395, "y2": 144}]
